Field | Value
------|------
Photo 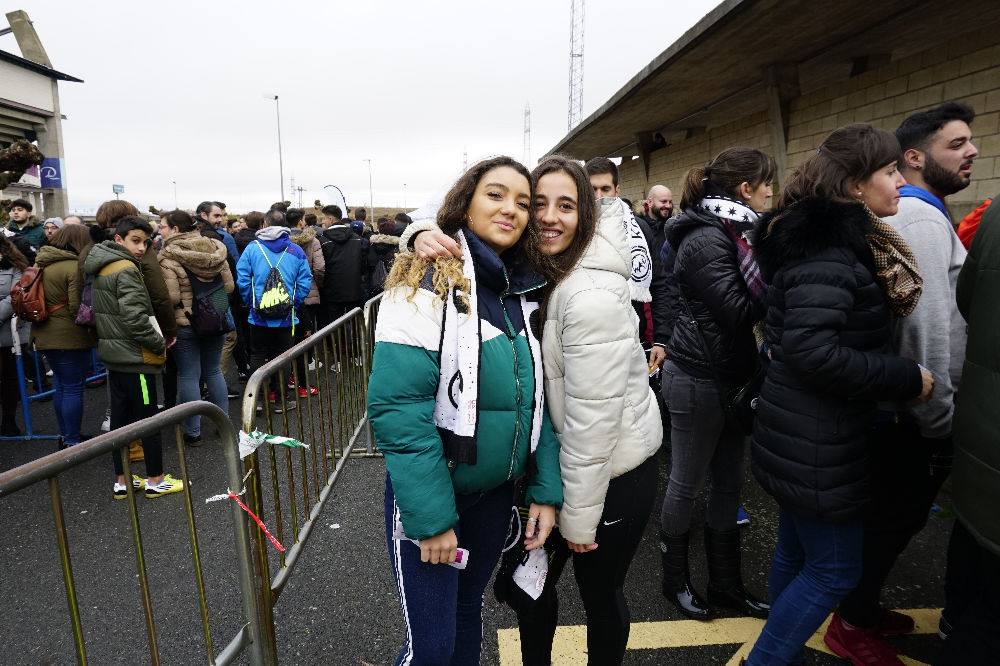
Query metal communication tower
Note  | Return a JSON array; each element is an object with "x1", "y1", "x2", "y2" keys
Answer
[
  {"x1": 567, "y1": 0, "x2": 585, "y2": 130},
  {"x1": 523, "y1": 103, "x2": 531, "y2": 165}
]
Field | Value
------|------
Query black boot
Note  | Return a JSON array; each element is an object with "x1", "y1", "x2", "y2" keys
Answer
[
  {"x1": 705, "y1": 525, "x2": 770, "y2": 619},
  {"x1": 660, "y1": 532, "x2": 711, "y2": 621}
]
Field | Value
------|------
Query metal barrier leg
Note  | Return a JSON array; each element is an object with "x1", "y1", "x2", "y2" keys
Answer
[
  {"x1": 121, "y1": 450, "x2": 160, "y2": 665},
  {"x1": 49, "y1": 476, "x2": 87, "y2": 664}
]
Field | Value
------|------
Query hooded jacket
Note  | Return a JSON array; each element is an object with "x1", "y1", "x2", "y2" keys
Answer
[
  {"x1": 542, "y1": 198, "x2": 662, "y2": 544},
  {"x1": 80, "y1": 226, "x2": 176, "y2": 340},
  {"x1": 953, "y1": 198, "x2": 1000, "y2": 555},
  {"x1": 83, "y1": 241, "x2": 165, "y2": 374},
  {"x1": 234, "y1": 227, "x2": 312, "y2": 327},
  {"x1": 30, "y1": 245, "x2": 97, "y2": 350},
  {"x1": 665, "y1": 206, "x2": 764, "y2": 383},
  {"x1": 158, "y1": 231, "x2": 235, "y2": 329},
  {"x1": 289, "y1": 227, "x2": 326, "y2": 306},
  {"x1": 7, "y1": 218, "x2": 46, "y2": 255},
  {"x1": 318, "y1": 224, "x2": 366, "y2": 304},
  {"x1": 750, "y1": 198, "x2": 923, "y2": 522},
  {"x1": 368, "y1": 230, "x2": 562, "y2": 541}
]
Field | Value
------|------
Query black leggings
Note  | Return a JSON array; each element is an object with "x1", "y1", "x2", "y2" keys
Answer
[
  {"x1": 109, "y1": 371, "x2": 163, "y2": 478},
  {"x1": 0, "y1": 346, "x2": 18, "y2": 422},
  {"x1": 517, "y1": 456, "x2": 658, "y2": 666}
]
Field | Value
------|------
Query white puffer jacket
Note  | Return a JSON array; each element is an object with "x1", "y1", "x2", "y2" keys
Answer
[{"x1": 543, "y1": 198, "x2": 662, "y2": 544}]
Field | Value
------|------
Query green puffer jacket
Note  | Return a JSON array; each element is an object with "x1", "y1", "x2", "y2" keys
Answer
[
  {"x1": 31, "y1": 246, "x2": 97, "y2": 351},
  {"x1": 7, "y1": 218, "x2": 46, "y2": 252},
  {"x1": 953, "y1": 198, "x2": 1000, "y2": 556},
  {"x1": 82, "y1": 241, "x2": 165, "y2": 374},
  {"x1": 368, "y1": 231, "x2": 562, "y2": 541}
]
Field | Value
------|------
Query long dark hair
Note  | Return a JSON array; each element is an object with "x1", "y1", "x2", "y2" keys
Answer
[
  {"x1": 680, "y1": 147, "x2": 775, "y2": 210},
  {"x1": 529, "y1": 155, "x2": 597, "y2": 288},
  {"x1": 0, "y1": 234, "x2": 29, "y2": 271},
  {"x1": 164, "y1": 209, "x2": 197, "y2": 233},
  {"x1": 778, "y1": 124, "x2": 901, "y2": 208}
]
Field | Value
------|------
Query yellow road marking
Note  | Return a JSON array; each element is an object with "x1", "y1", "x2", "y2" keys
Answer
[{"x1": 497, "y1": 608, "x2": 941, "y2": 665}]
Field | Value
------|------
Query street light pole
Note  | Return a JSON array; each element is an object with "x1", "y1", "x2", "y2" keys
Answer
[
  {"x1": 403, "y1": 183, "x2": 407, "y2": 208},
  {"x1": 171, "y1": 180, "x2": 177, "y2": 209},
  {"x1": 263, "y1": 93, "x2": 285, "y2": 202},
  {"x1": 363, "y1": 159, "x2": 374, "y2": 219}
]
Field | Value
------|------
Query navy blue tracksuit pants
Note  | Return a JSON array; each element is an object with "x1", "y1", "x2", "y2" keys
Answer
[{"x1": 384, "y1": 475, "x2": 513, "y2": 666}]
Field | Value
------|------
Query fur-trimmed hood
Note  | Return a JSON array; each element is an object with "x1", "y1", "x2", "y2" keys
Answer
[
  {"x1": 288, "y1": 226, "x2": 317, "y2": 248},
  {"x1": 369, "y1": 233, "x2": 399, "y2": 246},
  {"x1": 754, "y1": 198, "x2": 873, "y2": 281},
  {"x1": 159, "y1": 231, "x2": 228, "y2": 280}
]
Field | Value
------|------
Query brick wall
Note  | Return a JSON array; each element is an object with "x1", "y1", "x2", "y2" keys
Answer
[{"x1": 620, "y1": 27, "x2": 1000, "y2": 219}]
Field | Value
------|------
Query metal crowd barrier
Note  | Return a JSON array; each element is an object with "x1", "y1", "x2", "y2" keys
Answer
[
  {"x1": 0, "y1": 294, "x2": 384, "y2": 665},
  {"x1": 236, "y1": 294, "x2": 381, "y2": 662},
  {"x1": 0, "y1": 402, "x2": 263, "y2": 665},
  {"x1": 2, "y1": 321, "x2": 107, "y2": 441}
]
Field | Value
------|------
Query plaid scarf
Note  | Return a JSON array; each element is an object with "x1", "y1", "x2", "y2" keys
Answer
[
  {"x1": 863, "y1": 205, "x2": 923, "y2": 317},
  {"x1": 699, "y1": 197, "x2": 767, "y2": 306}
]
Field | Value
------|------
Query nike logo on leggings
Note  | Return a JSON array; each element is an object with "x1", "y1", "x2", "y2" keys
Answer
[{"x1": 602, "y1": 518, "x2": 623, "y2": 526}]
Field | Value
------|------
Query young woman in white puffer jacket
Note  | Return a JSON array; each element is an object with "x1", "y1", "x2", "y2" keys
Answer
[{"x1": 409, "y1": 155, "x2": 662, "y2": 665}]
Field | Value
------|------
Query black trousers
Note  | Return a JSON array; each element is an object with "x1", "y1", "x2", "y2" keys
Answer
[
  {"x1": 249, "y1": 325, "x2": 292, "y2": 392},
  {"x1": 517, "y1": 456, "x2": 658, "y2": 666},
  {"x1": 109, "y1": 371, "x2": 163, "y2": 478},
  {"x1": 838, "y1": 420, "x2": 952, "y2": 627},
  {"x1": 938, "y1": 521, "x2": 1000, "y2": 665},
  {"x1": 319, "y1": 302, "x2": 362, "y2": 362}
]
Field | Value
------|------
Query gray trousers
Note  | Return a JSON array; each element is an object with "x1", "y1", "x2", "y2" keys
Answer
[{"x1": 659, "y1": 360, "x2": 746, "y2": 536}]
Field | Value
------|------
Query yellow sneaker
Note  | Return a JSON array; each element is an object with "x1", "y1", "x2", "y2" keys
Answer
[{"x1": 144, "y1": 474, "x2": 184, "y2": 499}]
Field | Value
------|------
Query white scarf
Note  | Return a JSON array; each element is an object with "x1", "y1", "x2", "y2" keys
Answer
[
  {"x1": 433, "y1": 231, "x2": 544, "y2": 462},
  {"x1": 614, "y1": 198, "x2": 653, "y2": 302}
]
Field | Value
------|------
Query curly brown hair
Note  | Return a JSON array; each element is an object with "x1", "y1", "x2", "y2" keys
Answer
[
  {"x1": 386, "y1": 156, "x2": 534, "y2": 304},
  {"x1": 95, "y1": 199, "x2": 140, "y2": 229}
]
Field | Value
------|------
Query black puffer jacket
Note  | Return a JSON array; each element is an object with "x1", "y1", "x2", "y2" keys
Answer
[
  {"x1": 665, "y1": 207, "x2": 764, "y2": 382},
  {"x1": 318, "y1": 224, "x2": 366, "y2": 304},
  {"x1": 751, "y1": 198, "x2": 923, "y2": 523}
]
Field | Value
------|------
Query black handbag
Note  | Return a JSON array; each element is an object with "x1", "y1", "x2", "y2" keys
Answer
[{"x1": 677, "y1": 288, "x2": 763, "y2": 435}]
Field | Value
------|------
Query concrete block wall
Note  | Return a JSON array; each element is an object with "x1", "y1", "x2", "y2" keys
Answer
[{"x1": 620, "y1": 27, "x2": 1000, "y2": 219}]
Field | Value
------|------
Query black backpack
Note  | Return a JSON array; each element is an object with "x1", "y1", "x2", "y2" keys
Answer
[
  {"x1": 185, "y1": 268, "x2": 233, "y2": 335},
  {"x1": 370, "y1": 255, "x2": 390, "y2": 294},
  {"x1": 252, "y1": 242, "x2": 293, "y2": 319}
]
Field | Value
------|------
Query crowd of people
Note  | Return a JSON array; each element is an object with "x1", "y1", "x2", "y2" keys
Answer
[
  {"x1": 2, "y1": 98, "x2": 997, "y2": 665},
  {"x1": 367, "y1": 100, "x2": 998, "y2": 665},
  {"x1": 0, "y1": 195, "x2": 409, "y2": 497}
]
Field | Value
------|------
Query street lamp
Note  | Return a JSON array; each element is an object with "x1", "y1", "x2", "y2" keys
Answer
[
  {"x1": 403, "y1": 183, "x2": 407, "y2": 208},
  {"x1": 171, "y1": 179, "x2": 177, "y2": 209},
  {"x1": 363, "y1": 159, "x2": 374, "y2": 220},
  {"x1": 262, "y1": 93, "x2": 285, "y2": 202}
]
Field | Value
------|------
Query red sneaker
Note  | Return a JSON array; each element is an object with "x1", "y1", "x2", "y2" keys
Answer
[
  {"x1": 823, "y1": 612, "x2": 903, "y2": 665},
  {"x1": 875, "y1": 608, "x2": 914, "y2": 637},
  {"x1": 296, "y1": 386, "x2": 319, "y2": 398}
]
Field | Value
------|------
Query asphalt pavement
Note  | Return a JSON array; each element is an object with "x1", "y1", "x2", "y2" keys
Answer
[{"x1": 0, "y1": 379, "x2": 952, "y2": 665}]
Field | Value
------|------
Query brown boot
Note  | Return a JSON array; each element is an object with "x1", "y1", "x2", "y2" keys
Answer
[{"x1": 128, "y1": 439, "x2": 144, "y2": 462}]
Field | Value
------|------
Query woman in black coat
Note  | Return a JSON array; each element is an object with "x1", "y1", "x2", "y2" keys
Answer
[
  {"x1": 746, "y1": 124, "x2": 933, "y2": 665},
  {"x1": 659, "y1": 147, "x2": 774, "y2": 621}
]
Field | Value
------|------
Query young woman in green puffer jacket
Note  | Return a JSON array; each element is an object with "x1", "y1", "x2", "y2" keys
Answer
[{"x1": 367, "y1": 156, "x2": 562, "y2": 665}]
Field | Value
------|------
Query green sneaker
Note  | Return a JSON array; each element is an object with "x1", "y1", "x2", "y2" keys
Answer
[{"x1": 145, "y1": 474, "x2": 184, "y2": 499}]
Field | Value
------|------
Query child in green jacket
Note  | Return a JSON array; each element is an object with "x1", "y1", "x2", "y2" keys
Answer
[{"x1": 83, "y1": 216, "x2": 183, "y2": 500}]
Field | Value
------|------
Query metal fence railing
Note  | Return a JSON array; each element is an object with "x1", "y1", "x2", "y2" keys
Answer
[
  {"x1": 0, "y1": 402, "x2": 262, "y2": 665},
  {"x1": 236, "y1": 295, "x2": 381, "y2": 661},
  {"x1": 0, "y1": 293, "x2": 385, "y2": 665}
]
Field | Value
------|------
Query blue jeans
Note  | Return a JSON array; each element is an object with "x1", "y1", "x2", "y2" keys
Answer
[
  {"x1": 385, "y1": 475, "x2": 513, "y2": 665},
  {"x1": 44, "y1": 349, "x2": 91, "y2": 445},
  {"x1": 173, "y1": 326, "x2": 227, "y2": 437},
  {"x1": 747, "y1": 508, "x2": 863, "y2": 665}
]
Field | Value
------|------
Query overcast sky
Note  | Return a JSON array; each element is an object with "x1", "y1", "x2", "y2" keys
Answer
[{"x1": 5, "y1": 0, "x2": 718, "y2": 214}]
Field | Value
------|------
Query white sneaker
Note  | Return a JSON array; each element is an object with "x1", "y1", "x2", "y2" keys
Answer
[
  {"x1": 307, "y1": 359, "x2": 323, "y2": 371},
  {"x1": 100, "y1": 411, "x2": 111, "y2": 432}
]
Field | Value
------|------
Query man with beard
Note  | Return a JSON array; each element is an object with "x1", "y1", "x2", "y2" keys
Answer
[{"x1": 824, "y1": 102, "x2": 978, "y2": 663}]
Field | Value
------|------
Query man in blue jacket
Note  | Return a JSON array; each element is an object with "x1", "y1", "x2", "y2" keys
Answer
[{"x1": 235, "y1": 209, "x2": 312, "y2": 411}]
